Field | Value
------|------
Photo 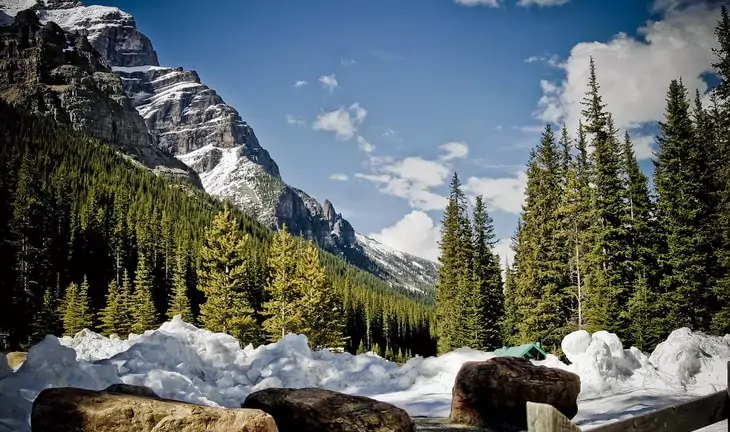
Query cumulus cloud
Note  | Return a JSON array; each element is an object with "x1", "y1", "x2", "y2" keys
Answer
[
  {"x1": 454, "y1": 0, "x2": 500, "y2": 6},
  {"x1": 319, "y1": 74, "x2": 338, "y2": 92},
  {"x1": 369, "y1": 211, "x2": 442, "y2": 262},
  {"x1": 631, "y1": 135, "x2": 656, "y2": 160},
  {"x1": 312, "y1": 103, "x2": 367, "y2": 141},
  {"x1": 286, "y1": 114, "x2": 305, "y2": 125},
  {"x1": 463, "y1": 171, "x2": 528, "y2": 214},
  {"x1": 518, "y1": 0, "x2": 570, "y2": 6},
  {"x1": 439, "y1": 141, "x2": 469, "y2": 161},
  {"x1": 329, "y1": 173, "x2": 349, "y2": 181},
  {"x1": 355, "y1": 142, "x2": 470, "y2": 212},
  {"x1": 294, "y1": 80, "x2": 308, "y2": 88},
  {"x1": 535, "y1": 2, "x2": 719, "y2": 143},
  {"x1": 357, "y1": 136, "x2": 376, "y2": 153}
]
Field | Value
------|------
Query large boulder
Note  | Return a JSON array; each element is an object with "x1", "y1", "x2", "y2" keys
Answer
[
  {"x1": 450, "y1": 357, "x2": 580, "y2": 431},
  {"x1": 31, "y1": 386, "x2": 277, "y2": 432},
  {"x1": 0, "y1": 353, "x2": 11, "y2": 380},
  {"x1": 242, "y1": 387, "x2": 415, "y2": 432}
]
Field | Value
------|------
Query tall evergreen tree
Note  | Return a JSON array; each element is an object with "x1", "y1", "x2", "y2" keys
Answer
[
  {"x1": 470, "y1": 195, "x2": 504, "y2": 350},
  {"x1": 297, "y1": 242, "x2": 347, "y2": 349},
  {"x1": 580, "y1": 59, "x2": 627, "y2": 334},
  {"x1": 435, "y1": 173, "x2": 469, "y2": 353},
  {"x1": 709, "y1": 8, "x2": 730, "y2": 333},
  {"x1": 263, "y1": 225, "x2": 305, "y2": 341},
  {"x1": 167, "y1": 245, "x2": 194, "y2": 323},
  {"x1": 131, "y1": 251, "x2": 158, "y2": 333},
  {"x1": 99, "y1": 279, "x2": 123, "y2": 336},
  {"x1": 30, "y1": 287, "x2": 60, "y2": 344},
  {"x1": 118, "y1": 269, "x2": 134, "y2": 336},
  {"x1": 654, "y1": 79, "x2": 716, "y2": 332},
  {"x1": 198, "y1": 208, "x2": 258, "y2": 342},
  {"x1": 513, "y1": 126, "x2": 570, "y2": 349},
  {"x1": 60, "y1": 277, "x2": 93, "y2": 336}
]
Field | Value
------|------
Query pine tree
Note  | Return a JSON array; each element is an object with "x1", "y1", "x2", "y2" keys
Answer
[
  {"x1": 580, "y1": 59, "x2": 627, "y2": 334},
  {"x1": 471, "y1": 195, "x2": 504, "y2": 350},
  {"x1": 60, "y1": 277, "x2": 93, "y2": 336},
  {"x1": 263, "y1": 225, "x2": 305, "y2": 341},
  {"x1": 131, "y1": 251, "x2": 158, "y2": 333},
  {"x1": 30, "y1": 287, "x2": 59, "y2": 343},
  {"x1": 709, "y1": 9, "x2": 730, "y2": 333},
  {"x1": 513, "y1": 126, "x2": 570, "y2": 350},
  {"x1": 435, "y1": 173, "x2": 468, "y2": 353},
  {"x1": 117, "y1": 269, "x2": 134, "y2": 336},
  {"x1": 198, "y1": 208, "x2": 258, "y2": 342},
  {"x1": 297, "y1": 242, "x2": 347, "y2": 349},
  {"x1": 654, "y1": 79, "x2": 716, "y2": 333},
  {"x1": 356, "y1": 339, "x2": 367, "y2": 354},
  {"x1": 99, "y1": 279, "x2": 123, "y2": 336},
  {"x1": 167, "y1": 246, "x2": 194, "y2": 323}
]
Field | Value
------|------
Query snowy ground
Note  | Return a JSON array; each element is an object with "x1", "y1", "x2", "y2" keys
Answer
[{"x1": 0, "y1": 317, "x2": 728, "y2": 432}]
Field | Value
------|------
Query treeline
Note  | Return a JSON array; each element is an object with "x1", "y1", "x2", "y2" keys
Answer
[
  {"x1": 500, "y1": 7, "x2": 730, "y2": 352},
  {"x1": 0, "y1": 100, "x2": 437, "y2": 358}
]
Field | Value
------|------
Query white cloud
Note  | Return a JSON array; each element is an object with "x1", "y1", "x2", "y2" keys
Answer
[
  {"x1": 438, "y1": 141, "x2": 469, "y2": 161},
  {"x1": 340, "y1": 59, "x2": 356, "y2": 67},
  {"x1": 454, "y1": 0, "x2": 500, "y2": 6},
  {"x1": 329, "y1": 173, "x2": 349, "y2": 181},
  {"x1": 493, "y1": 238, "x2": 516, "y2": 271},
  {"x1": 535, "y1": 2, "x2": 720, "y2": 135},
  {"x1": 286, "y1": 114, "x2": 305, "y2": 125},
  {"x1": 357, "y1": 135, "x2": 376, "y2": 153},
  {"x1": 495, "y1": 125, "x2": 504, "y2": 130},
  {"x1": 517, "y1": 0, "x2": 570, "y2": 6},
  {"x1": 319, "y1": 74, "x2": 338, "y2": 92},
  {"x1": 294, "y1": 80, "x2": 308, "y2": 88},
  {"x1": 463, "y1": 171, "x2": 528, "y2": 214},
  {"x1": 369, "y1": 211, "x2": 442, "y2": 262},
  {"x1": 312, "y1": 103, "x2": 367, "y2": 141},
  {"x1": 355, "y1": 142, "x2": 470, "y2": 212},
  {"x1": 631, "y1": 135, "x2": 656, "y2": 160}
]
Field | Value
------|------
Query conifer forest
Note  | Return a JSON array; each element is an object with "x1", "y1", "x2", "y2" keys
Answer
[{"x1": 2, "y1": 6, "x2": 730, "y2": 361}]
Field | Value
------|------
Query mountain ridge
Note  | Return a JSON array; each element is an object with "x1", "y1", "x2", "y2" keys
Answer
[{"x1": 0, "y1": 0, "x2": 440, "y2": 293}]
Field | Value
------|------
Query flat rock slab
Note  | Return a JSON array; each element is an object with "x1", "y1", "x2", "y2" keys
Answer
[
  {"x1": 243, "y1": 387, "x2": 415, "y2": 432},
  {"x1": 32, "y1": 386, "x2": 277, "y2": 432}
]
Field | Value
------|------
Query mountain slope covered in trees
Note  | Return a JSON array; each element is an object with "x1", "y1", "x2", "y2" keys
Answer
[{"x1": 0, "y1": 99, "x2": 436, "y2": 358}]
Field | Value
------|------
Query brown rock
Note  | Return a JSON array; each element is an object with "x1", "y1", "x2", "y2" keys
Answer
[
  {"x1": 449, "y1": 357, "x2": 580, "y2": 431},
  {"x1": 31, "y1": 386, "x2": 278, "y2": 432},
  {"x1": 6, "y1": 351, "x2": 27, "y2": 369},
  {"x1": 242, "y1": 387, "x2": 415, "y2": 432}
]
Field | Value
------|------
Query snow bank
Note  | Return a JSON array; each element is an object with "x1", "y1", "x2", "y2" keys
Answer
[{"x1": 0, "y1": 318, "x2": 728, "y2": 432}]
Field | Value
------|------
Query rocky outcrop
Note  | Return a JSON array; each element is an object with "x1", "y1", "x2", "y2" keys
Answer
[
  {"x1": 0, "y1": 10, "x2": 201, "y2": 187},
  {"x1": 449, "y1": 357, "x2": 580, "y2": 431},
  {"x1": 31, "y1": 386, "x2": 278, "y2": 432},
  {"x1": 242, "y1": 387, "x2": 415, "y2": 432}
]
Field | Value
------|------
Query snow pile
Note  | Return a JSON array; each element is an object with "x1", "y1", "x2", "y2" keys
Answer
[{"x1": 0, "y1": 318, "x2": 728, "y2": 432}]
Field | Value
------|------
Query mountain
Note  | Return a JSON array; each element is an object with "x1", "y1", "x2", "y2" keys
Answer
[
  {"x1": 0, "y1": 0, "x2": 439, "y2": 293},
  {"x1": 0, "y1": 5, "x2": 200, "y2": 187}
]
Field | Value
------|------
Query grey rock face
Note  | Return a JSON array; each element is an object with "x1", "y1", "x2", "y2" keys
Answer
[
  {"x1": 34, "y1": 0, "x2": 160, "y2": 67},
  {"x1": 0, "y1": 10, "x2": 201, "y2": 187}
]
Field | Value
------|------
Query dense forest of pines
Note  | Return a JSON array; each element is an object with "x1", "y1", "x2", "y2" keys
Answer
[
  {"x1": 0, "y1": 100, "x2": 436, "y2": 360},
  {"x1": 436, "y1": 7, "x2": 730, "y2": 354}
]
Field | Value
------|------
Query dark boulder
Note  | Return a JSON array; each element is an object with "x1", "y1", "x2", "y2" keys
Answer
[
  {"x1": 449, "y1": 357, "x2": 580, "y2": 431},
  {"x1": 242, "y1": 387, "x2": 415, "y2": 432}
]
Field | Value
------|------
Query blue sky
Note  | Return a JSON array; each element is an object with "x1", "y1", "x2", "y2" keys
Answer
[{"x1": 94, "y1": 0, "x2": 721, "y2": 263}]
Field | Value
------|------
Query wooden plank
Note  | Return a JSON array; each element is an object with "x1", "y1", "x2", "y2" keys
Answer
[
  {"x1": 588, "y1": 390, "x2": 728, "y2": 432},
  {"x1": 527, "y1": 402, "x2": 582, "y2": 432}
]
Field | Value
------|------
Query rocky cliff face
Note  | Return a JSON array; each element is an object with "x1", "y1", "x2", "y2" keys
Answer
[
  {"x1": 0, "y1": 9, "x2": 200, "y2": 187},
  {"x1": 0, "y1": 0, "x2": 438, "y2": 292}
]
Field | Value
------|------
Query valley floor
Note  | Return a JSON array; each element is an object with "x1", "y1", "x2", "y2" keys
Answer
[{"x1": 0, "y1": 318, "x2": 728, "y2": 432}]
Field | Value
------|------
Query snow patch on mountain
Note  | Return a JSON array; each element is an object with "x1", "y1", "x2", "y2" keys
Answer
[{"x1": 355, "y1": 234, "x2": 438, "y2": 293}]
